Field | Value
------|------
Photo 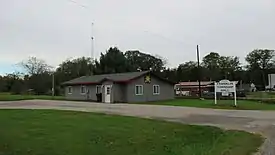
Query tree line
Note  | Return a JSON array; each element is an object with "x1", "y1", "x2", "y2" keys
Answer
[{"x1": 0, "y1": 47, "x2": 274, "y2": 95}]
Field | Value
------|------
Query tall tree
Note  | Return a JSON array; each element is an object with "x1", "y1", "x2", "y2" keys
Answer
[
  {"x1": 0, "y1": 72, "x2": 25, "y2": 94},
  {"x1": 26, "y1": 72, "x2": 52, "y2": 95},
  {"x1": 246, "y1": 49, "x2": 275, "y2": 70},
  {"x1": 18, "y1": 57, "x2": 52, "y2": 94},
  {"x1": 56, "y1": 57, "x2": 94, "y2": 81},
  {"x1": 219, "y1": 56, "x2": 241, "y2": 79},
  {"x1": 177, "y1": 61, "x2": 198, "y2": 81},
  {"x1": 202, "y1": 52, "x2": 221, "y2": 80},
  {"x1": 19, "y1": 57, "x2": 52, "y2": 75},
  {"x1": 125, "y1": 50, "x2": 165, "y2": 72},
  {"x1": 160, "y1": 68, "x2": 177, "y2": 82},
  {"x1": 202, "y1": 52, "x2": 220, "y2": 69},
  {"x1": 0, "y1": 76, "x2": 5, "y2": 92},
  {"x1": 202, "y1": 52, "x2": 241, "y2": 80},
  {"x1": 54, "y1": 57, "x2": 94, "y2": 95},
  {"x1": 96, "y1": 47, "x2": 129, "y2": 74},
  {"x1": 246, "y1": 49, "x2": 275, "y2": 86}
]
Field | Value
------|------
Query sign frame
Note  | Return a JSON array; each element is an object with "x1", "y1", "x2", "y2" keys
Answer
[{"x1": 214, "y1": 79, "x2": 237, "y2": 106}]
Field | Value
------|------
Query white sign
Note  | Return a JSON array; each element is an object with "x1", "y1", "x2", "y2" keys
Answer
[
  {"x1": 221, "y1": 91, "x2": 229, "y2": 96},
  {"x1": 214, "y1": 79, "x2": 237, "y2": 106},
  {"x1": 215, "y1": 80, "x2": 236, "y2": 93}
]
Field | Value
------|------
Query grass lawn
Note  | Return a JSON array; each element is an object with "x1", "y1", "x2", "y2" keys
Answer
[
  {"x1": 137, "y1": 99, "x2": 275, "y2": 110},
  {"x1": 0, "y1": 93, "x2": 65, "y2": 101},
  {"x1": 0, "y1": 110, "x2": 262, "y2": 155},
  {"x1": 247, "y1": 91, "x2": 275, "y2": 99}
]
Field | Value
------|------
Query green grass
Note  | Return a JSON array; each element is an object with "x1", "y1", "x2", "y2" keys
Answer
[
  {"x1": 137, "y1": 99, "x2": 275, "y2": 110},
  {"x1": 0, "y1": 110, "x2": 262, "y2": 155},
  {"x1": 247, "y1": 92, "x2": 275, "y2": 99},
  {"x1": 0, "y1": 93, "x2": 65, "y2": 101}
]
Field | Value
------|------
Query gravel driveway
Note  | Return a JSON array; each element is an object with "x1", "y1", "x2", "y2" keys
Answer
[{"x1": 1, "y1": 100, "x2": 275, "y2": 155}]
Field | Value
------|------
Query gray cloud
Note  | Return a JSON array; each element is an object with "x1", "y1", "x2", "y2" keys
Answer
[{"x1": 0, "y1": 0, "x2": 274, "y2": 69}]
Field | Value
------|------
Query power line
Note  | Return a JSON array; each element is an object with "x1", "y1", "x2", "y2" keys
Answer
[{"x1": 67, "y1": 0, "x2": 88, "y2": 9}]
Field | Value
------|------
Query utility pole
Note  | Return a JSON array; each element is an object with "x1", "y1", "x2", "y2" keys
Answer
[
  {"x1": 90, "y1": 22, "x2": 94, "y2": 75},
  {"x1": 269, "y1": 74, "x2": 272, "y2": 90},
  {"x1": 67, "y1": 0, "x2": 94, "y2": 75},
  {"x1": 52, "y1": 73, "x2": 55, "y2": 97},
  {"x1": 197, "y1": 45, "x2": 202, "y2": 98}
]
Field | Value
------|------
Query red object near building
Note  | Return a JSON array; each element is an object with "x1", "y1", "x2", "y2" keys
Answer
[{"x1": 175, "y1": 81, "x2": 214, "y2": 96}]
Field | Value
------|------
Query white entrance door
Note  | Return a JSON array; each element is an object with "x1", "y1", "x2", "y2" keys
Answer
[{"x1": 104, "y1": 85, "x2": 111, "y2": 103}]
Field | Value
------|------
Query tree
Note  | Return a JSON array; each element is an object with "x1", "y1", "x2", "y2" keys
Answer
[
  {"x1": 125, "y1": 50, "x2": 165, "y2": 72},
  {"x1": 96, "y1": 47, "x2": 129, "y2": 74},
  {"x1": 0, "y1": 76, "x2": 5, "y2": 92},
  {"x1": 177, "y1": 61, "x2": 198, "y2": 81},
  {"x1": 10, "y1": 79, "x2": 25, "y2": 95},
  {"x1": 202, "y1": 52, "x2": 241, "y2": 80},
  {"x1": 202, "y1": 52, "x2": 221, "y2": 80},
  {"x1": 246, "y1": 49, "x2": 275, "y2": 86},
  {"x1": 56, "y1": 57, "x2": 94, "y2": 81},
  {"x1": 160, "y1": 68, "x2": 177, "y2": 82},
  {"x1": 54, "y1": 57, "x2": 94, "y2": 95},
  {"x1": 0, "y1": 72, "x2": 25, "y2": 94},
  {"x1": 246, "y1": 49, "x2": 275, "y2": 70},
  {"x1": 19, "y1": 57, "x2": 52, "y2": 75},
  {"x1": 202, "y1": 52, "x2": 220, "y2": 69},
  {"x1": 219, "y1": 56, "x2": 241, "y2": 79},
  {"x1": 26, "y1": 72, "x2": 52, "y2": 95},
  {"x1": 18, "y1": 57, "x2": 52, "y2": 94}
]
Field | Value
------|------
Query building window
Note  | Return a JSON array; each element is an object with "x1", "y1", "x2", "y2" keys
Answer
[
  {"x1": 68, "y1": 86, "x2": 72, "y2": 94},
  {"x1": 135, "y1": 85, "x2": 143, "y2": 95},
  {"x1": 106, "y1": 87, "x2": 111, "y2": 95},
  {"x1": 153, "y1": 85, "x2": 160, "y2": 95},
  {"x1": 80, "y1": 86, "x2": 86, "y2": 94},
  {"x1": 96, "y1": 85, "x2": 102, "y2": 94}
]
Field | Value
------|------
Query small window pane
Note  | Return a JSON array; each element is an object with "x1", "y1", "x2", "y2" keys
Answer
[
  {"x1": 81, "y1": 86, "x2": 86, "y2": 94},
  {"x1": 96, "y1": 85, "x2": 102, "y2": 94},
  {"x1": 153, "y1": 85, "x2": 160, "y2": 95},
  {"x1": 136, "y1": 86, "x2": 139, "y2": 94},
  {"x1": 106, "y1": 87, "x2": 111, "y2": 95},
  {"x1": 68, "y1": 87, "x2": 72, "y2": 94},
  {"x1": 135, "y1": 85, "x2": 143, "y2": 95}
]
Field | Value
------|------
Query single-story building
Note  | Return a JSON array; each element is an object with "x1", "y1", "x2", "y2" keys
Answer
[{"x1": 62, "y1": 71, "x2": 175, "y2": 103}]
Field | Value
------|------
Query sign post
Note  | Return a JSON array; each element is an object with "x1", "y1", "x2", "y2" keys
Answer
[
  {"x1": 214, "y1": 79, "x2": 237, "y2": 106},
  {"x1": 214, "y1": 82, "x2": 217, "y2": 105}
]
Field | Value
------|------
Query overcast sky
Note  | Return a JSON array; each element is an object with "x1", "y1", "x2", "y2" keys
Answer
[{"x1": 0, "y1": 0, "x2": 275, "y2": 75}]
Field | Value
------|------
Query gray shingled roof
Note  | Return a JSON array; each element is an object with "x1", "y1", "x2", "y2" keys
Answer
[{"x1": 63, "y1": 71, "x2": 150, "y2": 85}]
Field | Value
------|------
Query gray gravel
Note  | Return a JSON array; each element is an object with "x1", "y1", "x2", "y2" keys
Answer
[{"x1": 1, "y1": 100, "x2": 275, "y2": 155}]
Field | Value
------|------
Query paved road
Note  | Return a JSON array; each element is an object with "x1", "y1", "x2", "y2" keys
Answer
[{"x1": 1, "y1": 100, "x2": 275, "y2": 155}]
